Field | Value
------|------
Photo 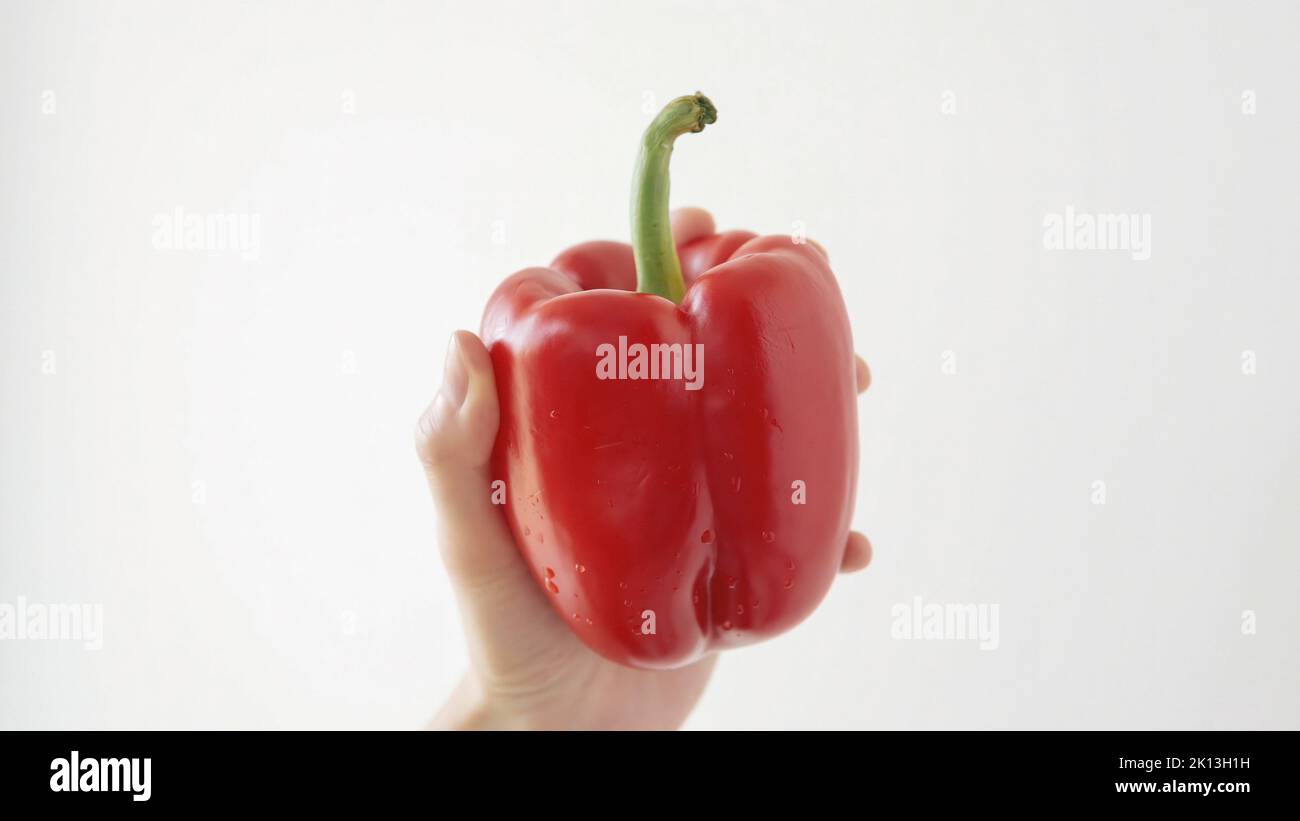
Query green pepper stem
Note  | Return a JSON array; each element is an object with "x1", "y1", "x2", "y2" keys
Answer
[{"x1": 630, "y1": 92, "x2": 716, "y2": 303}]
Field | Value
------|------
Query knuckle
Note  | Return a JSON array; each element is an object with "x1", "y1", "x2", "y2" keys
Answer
[{"x1": 413, "y1": 403, "x2": 444, "y2": 468}]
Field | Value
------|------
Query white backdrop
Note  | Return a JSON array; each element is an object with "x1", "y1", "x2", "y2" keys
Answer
[{"x1": 2, "y1": 0, "x2": 1297, "y2": 729}]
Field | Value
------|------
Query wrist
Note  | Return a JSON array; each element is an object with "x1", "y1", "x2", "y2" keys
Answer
[{"x1": 430, "y1": 675, "x2": 508, "y2": 730}]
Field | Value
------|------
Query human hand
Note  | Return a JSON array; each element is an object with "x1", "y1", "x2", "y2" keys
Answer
[{"x1": 416, "y1": 208, "x2": 873, "y2": 730}]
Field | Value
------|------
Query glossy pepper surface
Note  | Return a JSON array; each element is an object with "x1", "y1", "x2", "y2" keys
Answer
[{"x1": 480, "y1": 94, "x2": 858, "y2": 668}]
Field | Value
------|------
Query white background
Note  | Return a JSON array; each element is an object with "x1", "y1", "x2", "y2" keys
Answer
[{"x1": 2, "y1": 0, "x2": 1297, "y2": 729}]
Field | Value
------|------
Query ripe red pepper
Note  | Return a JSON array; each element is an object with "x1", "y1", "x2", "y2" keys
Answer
[{"x1": 481, "y1": 93, "x2": 858, "y2": 668}]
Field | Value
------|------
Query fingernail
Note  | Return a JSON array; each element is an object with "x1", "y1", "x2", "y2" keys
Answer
[{"x1": 439, "y1": 333, "x2": 469, "y2": 410}]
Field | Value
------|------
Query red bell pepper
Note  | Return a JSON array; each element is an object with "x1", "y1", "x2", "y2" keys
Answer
[{"x1": 481, "y1": 93, "x2": 858, "y2": 668}]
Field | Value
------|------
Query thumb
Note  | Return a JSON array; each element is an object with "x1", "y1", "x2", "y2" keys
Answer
[
  {"x1": 414, "y1": 331, "x2": 523, "y2": 587},
  {"x1": 415, "y1": 331, "x2": 563, "y2": 676}
]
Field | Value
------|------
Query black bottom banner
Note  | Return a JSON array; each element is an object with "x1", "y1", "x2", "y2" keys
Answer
[{"x1": 1, "y1": 730, "x2": 1287, "y2": 809}]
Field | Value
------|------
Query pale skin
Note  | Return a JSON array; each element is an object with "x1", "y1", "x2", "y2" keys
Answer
[{"x1": 416, "y1": 208, "x2": 873, "y2": 730}]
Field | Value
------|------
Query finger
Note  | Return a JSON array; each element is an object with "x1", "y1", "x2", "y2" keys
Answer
[
  {"x1": 808, "y1": 239, "x2": 828, "y2": 260},
  {"x1": 670, "y1": 207, "x2": 715, "y2": 245},
  {"x1": 855, "y1": 356, "x2": 871, "y2": 394},
  {"x1": 839, "y1": 531, "x2": 873, "y2": 573}
]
